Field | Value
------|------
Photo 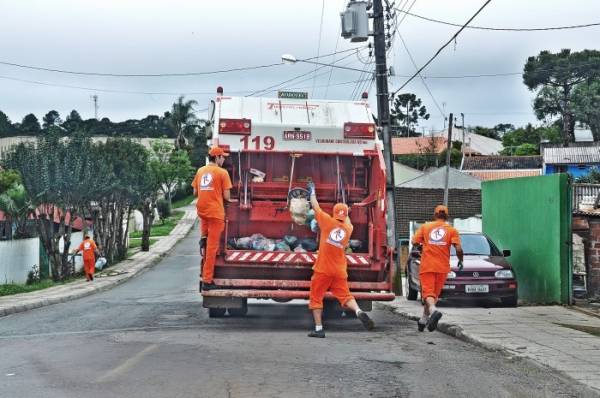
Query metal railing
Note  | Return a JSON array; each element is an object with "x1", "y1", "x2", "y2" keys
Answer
[{"x1": 572, "y1": 183, "x2": 600, "y2": 211}]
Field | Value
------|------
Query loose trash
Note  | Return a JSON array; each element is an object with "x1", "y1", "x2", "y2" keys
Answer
[
  {"x1": 310, "y1": 219, "x2": 319, "y2": 233},
  {"x1": 349, "y1": 240, "x2": 363, "y2": 252},
  {"x1": 235, "y1": 237, "x2": 253, "y2": 250},
  {"x1": 294, "y1": 246, "x2": 307, "y2": 253}
]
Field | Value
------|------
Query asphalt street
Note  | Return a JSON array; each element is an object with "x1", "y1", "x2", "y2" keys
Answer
[{"x1": 0, "y1": 229, "x2": 597, "y2": 398}]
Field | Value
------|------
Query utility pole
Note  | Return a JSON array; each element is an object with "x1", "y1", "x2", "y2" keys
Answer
[
  {"x1": 444, "y1": 113, "x2": 454, "y2": 206},
  {"x1": 405, "y1": 99, "x2": 411, "y2": 137},
  {"x1": 91, "y1": 95, "x2": 99, "y2": 120},
  {"x1": 461, "y1": 112, "x2": 465, "y2": 153}
]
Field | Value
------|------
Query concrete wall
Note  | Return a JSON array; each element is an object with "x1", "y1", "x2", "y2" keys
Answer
[
  {"x1": 0, "y1": 231, "x2": 85, "y2": 284},
  {"x1": 482, "y1": 174, "x2": 571, "y2": 304},
  {"x1": 0, "y1": 237, "x2": 39, "y2": 284}
]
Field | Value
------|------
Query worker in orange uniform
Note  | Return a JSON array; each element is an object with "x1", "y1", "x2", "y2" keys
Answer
[
  {"x1": 192, "y1": 146, "x2": 235, "y2": 291},
  {"x1": 73, "y1": 235, "x2": 100, "y2": 282},
  {"x1": 306, "y1": 182, "x2": 374, "y2": 338},
  {"x1": 412, "y1": 205, "x2": 463, "y2": 332}
]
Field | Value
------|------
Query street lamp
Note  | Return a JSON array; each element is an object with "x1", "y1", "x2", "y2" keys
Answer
[{"x1": 281, "y1": 53, "x2": 369, "y2": 74}]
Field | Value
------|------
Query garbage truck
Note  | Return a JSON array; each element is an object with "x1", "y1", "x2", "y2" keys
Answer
[{"x1": 200, "y1": 87, "x2": 396, "y2": 317}]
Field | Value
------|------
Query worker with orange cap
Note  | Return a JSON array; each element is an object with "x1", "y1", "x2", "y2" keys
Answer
[
  {"x1": 73, "y1": 234, "x2": 100, "y2": 282},
  {"x1": 306, "y1": 182, "x2": 374, "y2": 338},
  {"x1": 192, "y1": 146, "x2": 235, "y2": 291},
  {"x1": 412, "y1": 205, "x2": 463, "y2": 332}
]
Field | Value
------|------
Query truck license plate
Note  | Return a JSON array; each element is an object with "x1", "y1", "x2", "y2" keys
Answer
[{"x1": 465, "y1": 284, "x2": 489, "y2": 293}]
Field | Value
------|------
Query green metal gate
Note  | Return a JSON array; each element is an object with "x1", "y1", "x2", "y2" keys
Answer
[{"x1": 482, "y1": 174, "x2": 572, "y2": 304}]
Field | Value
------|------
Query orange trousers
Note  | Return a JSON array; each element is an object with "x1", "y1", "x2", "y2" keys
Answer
[
  {"x1": 200, "y1": 217, "x2": 225, "y2": 283},
  {"x1": 420, "y1": 272, "x2": 447, "y2": 302},
  {"x1": 308, "y1": 272, "x2": 354, "y2": 310},
  {"x1": 83, "y1": 258, "x2": 95, "y2": 279}
]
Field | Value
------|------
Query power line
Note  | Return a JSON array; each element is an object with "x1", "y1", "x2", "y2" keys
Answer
[
  {"x1": 395, "y1": 8, "x2": 600, "y2": 31},
  {"x1": 391, "y1": 0, "x2": 492, "y2": 97},
  {"x1": 397, "y1": 33, "x2": 445, "y2": 118},
  {"x1": 0, "y1": 47, "x2": 361, "y2": 79},
  {"x1": 312, "y1": 0, "x2": 326, "y2": 94}
]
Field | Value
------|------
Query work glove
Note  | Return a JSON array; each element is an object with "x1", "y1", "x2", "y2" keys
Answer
[
  {"x1": 457, "y1": 260, "x2": 464, "y2": 271},
  {"x1": 306, "y1": 182, "x2": 316, "y2": 197}
]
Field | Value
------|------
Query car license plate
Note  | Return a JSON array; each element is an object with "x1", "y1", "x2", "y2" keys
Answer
[{"x1": 465, "y1": 284, "x2": 489, "y2": 293}]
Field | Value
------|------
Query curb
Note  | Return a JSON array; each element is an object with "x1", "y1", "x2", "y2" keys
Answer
[
  {"x1": 379, "y1": 303, "x2": 505, "y2": 353},
  {"x1": 0, "y1": 208, "x2": 197, "y2": 318},
  {"x1": 568, "y1": 305, "x2": 600, "y2": 320}
]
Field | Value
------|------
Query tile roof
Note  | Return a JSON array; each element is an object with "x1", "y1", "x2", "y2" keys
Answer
[
  {"x1": 391, "y1": 137, "x2": 447, "y2": 155},
  {"x1": 543, "y1": 146, "x2": 600, "y2": 164},
  {"x1": 462, "y1": 155, "x2": 543, "y2": 170},
  {"x1": 464, "y1": 170, "x2": 542, "y2": 181}
]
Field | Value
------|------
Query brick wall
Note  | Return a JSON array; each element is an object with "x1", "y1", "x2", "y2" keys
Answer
[
  {"x1": 587, "y1": 219, "x2": 600, "y2": 297},
  {"x1": 394, "y1": 188, "x2": 481, "y2": 239}
]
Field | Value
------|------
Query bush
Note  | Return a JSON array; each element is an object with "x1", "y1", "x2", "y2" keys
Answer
[
  {"x1": 157, "y1": 198, "x2": 172, "y2": 219},
  {"x1": 171, "y1": 184, "x2": 193, "y2": 202}
]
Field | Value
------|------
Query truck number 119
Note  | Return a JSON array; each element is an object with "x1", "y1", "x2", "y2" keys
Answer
[{"x1": 240, "y1": 135, "x2": 275, "y2": 151}]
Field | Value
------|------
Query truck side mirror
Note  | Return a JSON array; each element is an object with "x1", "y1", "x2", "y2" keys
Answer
[{"x1": 502, "y1": 249, "x2": 511, "y2": 257}]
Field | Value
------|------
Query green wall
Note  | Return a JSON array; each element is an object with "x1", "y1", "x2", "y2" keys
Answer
[{"x1": 482, "y1": 174, "x2": 571, "y2": 304}]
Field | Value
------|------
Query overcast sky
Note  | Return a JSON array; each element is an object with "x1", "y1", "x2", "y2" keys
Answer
[{"x1": 1, "y1": 0, "x2": 599, "y2": 131}]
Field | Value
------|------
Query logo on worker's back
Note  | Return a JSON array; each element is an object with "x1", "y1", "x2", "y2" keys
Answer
[
  {"x1": 428, "y1": 227, "x2": 447, "y2": 245},
  {"x1": 200, "y1": 173, "x2": 214, "y2": 191},
  {"x1": 84, "y1": 242, "x2": 91, "y2": 250},
  {"x1": 327, "y1": 227, "x2": 346, "y2": 248}
]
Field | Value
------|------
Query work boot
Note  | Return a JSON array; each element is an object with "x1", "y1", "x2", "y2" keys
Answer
[
  {"x1": 308, "y1": 329, "x2": 326, "y2": 338},
  {"x1": 202, "y1": 282, "x2": 218, "y2": 291},
  {"x1": 198, "y1": 280, "x2": 203, "y2": 292},
  {"x1": 358, "y1": 311, "x2": 374, "y2": 331},
  {"x1": 417, "y1": 320, "x2": 426, "y2": 332},
  {"x1": 427, "y1": 310, "x2": 443, "y2": 332}
]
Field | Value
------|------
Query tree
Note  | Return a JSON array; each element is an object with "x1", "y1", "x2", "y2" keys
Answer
[
  {"x1": 572, "y1": 80, "x2": 600, "y2": 141},
  {"x1": 42, "y1": 110, "x2": 62, "y2": 129},
  {"x1": 0, "y1": 181, "x2": 32, "y2": 239},
  {"x1": 0, "y1": 111, "x2": 17, "y2": 137},
  {"x1": 149, "y1": 140, "x2": 193, "y2": 203},
  {"x1": 62, "y1": 110, "x2": 83, "y2": 134},
  {"x1": 500, "y1": 124, "x2": 561, "y2": 155},
  {"x1": 166, "y1": 96, "x2": 199, "y2": 149},
  {"x1": 472, "y1": 126, "x2": 500, "y2": 140},
  {"x1": 523, "y1": 49, "x2": 600, "y2": 144},
  {"x1": 390, "y1": 93, "x2": 430, "y2": 137},
  {"x1": 20, "y1": 114, "x2": 41, "y2": 136}
]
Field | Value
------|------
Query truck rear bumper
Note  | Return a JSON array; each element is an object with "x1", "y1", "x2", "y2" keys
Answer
[{"x1": 202, "y1": 289, "x2": 396, "y2": 301}]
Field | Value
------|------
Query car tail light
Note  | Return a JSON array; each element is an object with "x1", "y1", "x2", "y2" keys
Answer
[
  {"x1": 219, "y1": 118, "x2": 251, "y2": 135},
  {"x1": 343, "y1": 122, "x2": 375, "y2": 139}
]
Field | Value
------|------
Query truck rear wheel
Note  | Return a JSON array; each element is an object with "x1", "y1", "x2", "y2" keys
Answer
[
  {"x1": 208, "y1": 308, "x2": 226, "y2": 318},
  {"x1": 227, "y1": 299, "x2": 248, "y2": 317},
  {"x1": 324, "y1": 301, "x2": 344, "y2": 319}
]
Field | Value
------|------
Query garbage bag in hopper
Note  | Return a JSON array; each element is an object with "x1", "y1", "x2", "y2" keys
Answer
[
  {"x1": 236, "y1": 237, "x2": 253, "y2": 250},
  {"x1": 284, "y1": 235, "x2": 299, "y2": 249},
  {"x1": 300, "y1": 238, "x2": 318, "y2": 252},
  {"x1": 274, "y1": 239, "x2": 291, "y2": 251}
]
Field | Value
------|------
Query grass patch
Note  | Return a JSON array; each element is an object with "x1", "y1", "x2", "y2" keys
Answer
[
  {"x1": 0, "y1": 277, "x2": 79, "y2": 297},
  {"x1": 129, "y1": 210, "x2": 184, "y2": 238},
  {"x1": 172, "y1": 195, "x2": 195, "y2": 208},
  {"x1": 556, "y1": 323, "x2": 600, "y2": 337},
  {"x1": 128, "y1": 238, "x2": 158, "y2": 250}
]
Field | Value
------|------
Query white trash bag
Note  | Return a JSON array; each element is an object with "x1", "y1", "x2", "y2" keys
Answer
[{"x1": 95, "y1": 257, "x2": 107, "y2": 271}]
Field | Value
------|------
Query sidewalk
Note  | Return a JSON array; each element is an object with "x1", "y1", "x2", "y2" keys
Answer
[
  {"x1": 381, "y1": 297, "x2": 600, "y2": 392},
  {"x1": 0, "y1": 205, "x2": 197, "y2": 318}
]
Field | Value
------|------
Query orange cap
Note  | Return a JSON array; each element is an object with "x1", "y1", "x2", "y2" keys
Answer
[
  {"x1": 209, "y1": 146, "x2": 229, "y2": 157},
  {"x1": 332, "y1": 203, "x2": 349, "y2": 221},
  {"x1": 434, "y1": 205, "x2": 449, "y2": 216}
]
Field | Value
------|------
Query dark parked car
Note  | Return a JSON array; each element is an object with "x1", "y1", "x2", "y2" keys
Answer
[{"x1": 406, "y1": 232, "x2": 518, "y2": 306}]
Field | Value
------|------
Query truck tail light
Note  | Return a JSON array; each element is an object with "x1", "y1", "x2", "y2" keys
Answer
[
  {"x1": 219, "y1": 118, "x2": 251, "y2": 135},
  {"x1": 343, "y1": 122, "x2": 375, "y2": 139}
]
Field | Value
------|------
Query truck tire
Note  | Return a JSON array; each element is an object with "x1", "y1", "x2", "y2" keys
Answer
[
  {"x1": 406, "y1": 284, "x2": 419, "y2": 301},
  {"x1": 324, "y1": 301, "x2": 344, "y2": 319},
  {"x1": 227, "y1": 300, "x2": 248, "y2": 317},
  {"x1": 208, "y1": 308, "x2": 226, "y2": 318}
]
